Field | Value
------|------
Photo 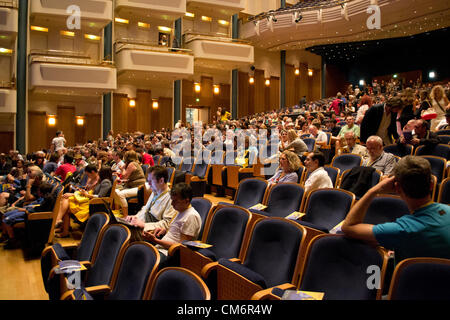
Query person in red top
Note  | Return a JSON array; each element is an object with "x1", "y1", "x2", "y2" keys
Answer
[
  {"x1": 137, "y1": 148, "x2": 154, "y2": 166},
  {"x1": 329, "y1": 92, "x2": 343, "y2": 115},
  {"x1": 54, "y1": 152, "x2": 76, "y2": 181}
]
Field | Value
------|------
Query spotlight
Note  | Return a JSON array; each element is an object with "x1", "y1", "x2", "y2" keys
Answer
[{"x1": 294, "y1": 12, "x2": 303, "y2": 23}]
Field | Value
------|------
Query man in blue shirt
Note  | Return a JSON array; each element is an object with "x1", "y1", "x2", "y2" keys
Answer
[{"x1": 342, "y1": 155, "x2": 450, "y2": 263}]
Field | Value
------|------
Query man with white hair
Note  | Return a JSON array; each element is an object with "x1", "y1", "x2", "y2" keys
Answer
[{"x1": 363, "y1": 135, "x2": 397, "y2": 175}]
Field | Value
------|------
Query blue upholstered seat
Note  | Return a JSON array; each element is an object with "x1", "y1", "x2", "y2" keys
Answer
[
  {"x1": 149, "y1": 267, "x2": 210, "y2": 300},
  {"x1": 298, "y1": 235, "x2": 387, "y2": 300},
  {"x1": 388, "y1": 258, "x2": 450, "y2": 300}
]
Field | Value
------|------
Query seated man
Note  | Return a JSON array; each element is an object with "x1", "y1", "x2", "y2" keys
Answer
[
  {"x1": 308, "y1": 124, "x2": 328, "y2": 150},
  {"x1": 363, "y1": 136, "x2": 397, "y2": 175},
  {"x1": 142, "y1": 183, "x2": 201, "y2": 267},
  {"x1": 409, "y1": 119, "x2": 441, "y2": 151},
  {"x1": 126, "y1": 166, "x2": 177, "y2": 233},
  {"x1": 304, "y1": 151, "x2": 333, "y2": 194},
  {"x1": 342, "y1": 156, "x2": 450, "y2": 264},
  {"x1": 339, "y1": 131, "x2": 368, "y2": 159}
]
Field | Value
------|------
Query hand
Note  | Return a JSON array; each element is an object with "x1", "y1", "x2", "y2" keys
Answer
[
  {"x1": 372, "y1": 176, "x2": 396, "y2": 195},
  {"x1": 153, "y1": 228, "x2": 166, "y2": 239},
  {"x1": 142, "y1": 230, "x2": 157, "y2": 242},
  {"x1": 410, "y1": 138, "x2": 420, "y2": 145}
]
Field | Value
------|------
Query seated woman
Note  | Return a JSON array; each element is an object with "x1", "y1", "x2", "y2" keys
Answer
[
  {"x1": 113, "y1": 150, "x2": 146, "y2": 218},
  {"x1": 1, "y1": 181, "x2": 56, "y2": 249},
  {"x1": 55, "y1": 165, "x2": 113, "y2": 237},
  {"x1": 281, "y1": 129, "x2": 308, "y2": 159},
  {"x1": 267, "y1": 150, "x2": 301, "y2": 185}
]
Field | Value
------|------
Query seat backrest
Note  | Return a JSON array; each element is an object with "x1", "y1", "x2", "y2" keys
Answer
[
  {"x1": 383, "y1": 144, "x2": 413, "y2": 157},
  {"x1": 438, "y1": 177, "x2": 450, "y2": 204},
  {"x1": 388, "y1": 257, "x2": 450, "y2": 300},
  {"x1": 192, "y1": 158, "x2": 210, "y2": 177},
  {"x1": 153, "y1": 155, "x2": 161, "y2": 165},
  {"x1": 149, "y1": 267, "x2": 210, "y2": 300},
  {"x1": 234, "y1": 178, "x2": 268, "y2": 208},
  {"x1": 363, "y1": 195, "x2": 409, "y2": 225},
  {"x1": 437, "y1": 135, "x2": 450, "y2": 144},
  {"x1": 211, "y1": 150, "x2": 224, "y2": 165},
  {"x1": 85, "y1": 225, "x2": 131, "y2": 287},
  {"x1": 419, "y1": 155, "x2": 446, "y2": 183},
  {"x1": 191, "y1": 198, "x2": 212, "y2": 239},
  {"x1": 76, "y1": 212, "x2": 110, "y2": 261},
  {"x1": 265, "y1": 183, "x2": 305, "y2": 217},
  {"x1": 436, "y1": 129, "x2": 450, "y2": 136},
  {"x1": 203, "y1": 206, "x2": 251, "y2": 259},
  {"x1": 300, "y1": 235, "x2": 387, "y2": 300},
  {"x1": 296, "y1": 166, "x2": 306, "y2": 184},
  {"x1": 160, "y1": 156, "x2": 170, "y2": 166},
  {"x1": 331, "y1": 154, "x2": 363, "y2": 172},
  {"x1": 242, "y1": 218, "x2": 305, "y2": 288},
  {"x1": 303, "y1": 188, "x2": 355, "y2": 231},
  {"x1": 180, "y1": 157, "x2": 195, "y2": 172},
  {"x1": 323, "y1": 166, "x2": 340, "y2": 187},
  {"x1": 303, "y1": 138, "x2": 316, "y2": 152},
  {"x1": 107, "y1": 242, "x2": 160, "y2": 300},
  {"x1": 415, "y1": 144, "x2": 450, "y2": 160}
]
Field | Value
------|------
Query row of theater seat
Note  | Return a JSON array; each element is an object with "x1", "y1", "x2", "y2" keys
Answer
[{"x1": 41, "y1": 189, "x2": 450, "y2": 300}]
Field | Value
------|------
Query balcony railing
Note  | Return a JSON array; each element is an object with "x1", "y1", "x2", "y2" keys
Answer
[
  {"x1": 0, "y1": 0, "x2": 17, "y2": 8},
  {"x1": 29, "y1": 49, "x2": 114, "y2": 67},
  {"x1": 182, "y1": 31, "x2": 251, "y2": 46},
  {"x1": 114, "y1": 38, "x2": 192, "y2": 55}
]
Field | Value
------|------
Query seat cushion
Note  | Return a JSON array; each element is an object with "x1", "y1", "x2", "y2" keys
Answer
[{"x1": 218, "y1": 258, "x2": 267, "y2": 289}]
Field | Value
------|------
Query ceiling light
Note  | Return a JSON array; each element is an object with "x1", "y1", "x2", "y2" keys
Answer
[
  {"x1": 31, "y1": 26, "x2": 48, "y2": 32},
  {"x1": 47, "y1": 115, "x2": 56, "y2": 126},
  {"x1": 185, "y1": 12, "x2": 195, "y2": 18},
  {"x1": 129, "y1": 99, "x2": 136, "y2": 107},
  {"x1": 201, "y1": 16, "x2": 212, "y2": 22},
  {"x1": 249, "y1": 76, "x2": 255, "y2": 84},
  {"x1": 0, "y1": 48, "x2": 13, "y2": 54},
  {"x1": 76, "y1": 117, "x2": 84, "y2": 126},
  {"x1": 85, "y1": 34, "x2": 101, "y2": 41},
  {"x1": 218, "y1": 20, "x2": 229, "y2": 26},
  {"x1": 115, "y1": 17, "x2": 129, "y2": 24},
  {"x1": 429, "y1": 71, "x2": 436, "y2": 79},
  {"x1": 194, "y1": 83, "x2": 201, "y2": 93},
  {"x1": 265, "y1": 79, "x2": 270, "y2": 86},
  {"x1": 295, "y1": 68, "x2": 300, "y2": 76},
  {"x1": 213, "y1": 85, "x2": 220, "y2": 94},
  {"x1": 152, "y1": 100, "x2": 159, "y2": 109},
  {"x1": 158, "y1": 26, "x2": 172, "y2": 33},
  {"x1": 138, "y1": 22, "x2": 150, "y2": 28},
  {"x1": 308, "y1": 69, "x2": 313, "y2": 77},
  {"x1": 60, "y1": 30, "x2": 75, "y2": 37}
]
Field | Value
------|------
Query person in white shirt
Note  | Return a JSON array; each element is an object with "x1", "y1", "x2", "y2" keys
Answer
[
  {"x1": 143, "y1": 182, "x2": 201, "y2": 267},
  {"x1": 126, "y1": 166, "x2": 177, "y2": 233},
  {"x1": 304, "y1": 151, "x2": 333, "y2": 194},
  {"x1": 308, "y1": 124, "x2": 328, "y2": 150},
  {"x1": 51, "y1": 131, "x2": 66, "y2": 155}
]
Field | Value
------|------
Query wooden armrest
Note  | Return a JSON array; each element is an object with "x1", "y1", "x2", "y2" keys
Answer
[
  {"x1": 168, "y1": 243, "x2": 183, "y2": 257},
  {"x1": 190, "y1": 176, "x2": 207, "y2": 182},
  {"x1": 238, "y1": 168, "x2": 254, "y2": 173},
  {"x1": 89, "y1": 197, "x2": 112, "y2": 205},
  {"x1": 201, "y1": 258, "x2": 242, "y2": 279},
  {"x1": 85, "y1": 285, "x2": 111, "y2": 295},
  {"x1": 251, "y1": 283, "x2": 297, "y2": 300},
  {"x1": 28, "y1": 211, "x2": 53, "y2": 220}
]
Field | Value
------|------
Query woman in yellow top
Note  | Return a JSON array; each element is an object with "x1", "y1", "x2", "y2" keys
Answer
[
  {"x1": 220, "y1": 109, "x2": 231, "y2": 122},
  {"x1": 54, "y1": 165, "x2": 113, "y2": 237}
]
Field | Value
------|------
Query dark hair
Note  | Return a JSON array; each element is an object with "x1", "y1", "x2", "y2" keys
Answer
[
  {"x1": 64, "y1": 152, "x2": 74, "y2": 164},
  {"x1": 148, "y1": 165, "x2": 168, "y2": 183},
  {"x1": 386, "y1": 96, "x2": 403, "y2": 110},
  {"x1": 170, "y1": 182, "x2": 193, "y2": 202},
  {"x1": 310, "y1": 151, "x2": 326, "y2": 167},
  {"x1": 85, "y1": 164, "x2": 98, "y2": 174},
  {"x1": 98, "y1": 166, "x2": 112, "y2": 181},
  {"x1": 394, "y1": 156, "x2": 431, "y2": 199},
  {"x1": 38, "y1": 181, "x2": 54, "y2": 196}
]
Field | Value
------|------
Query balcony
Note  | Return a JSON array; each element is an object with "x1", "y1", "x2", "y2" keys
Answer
[
  {"x1": 183, "y1": 32, "x2": 254, "y2": 71},
  {"x1": 29, "y1": 50, "x2": 117, "y2": 96},
  {"x1": 30, "y1": 0, "x2": 113, "y2": 30},
  {"x1": 0, "y1": 84, "x2": 16, "y2": 113},
  {"x1": 0, "y1": 1, "x2": 18, "y2": 43},
  {"x1": 187, "y1": 0, "x2": 245, "y2": 17},
  {"x1": 115, "y1": 38, "x2": 194, "y2": 86},
  {"x1": 115, "y1": 0, "x2": 186, "y2": 21}
]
